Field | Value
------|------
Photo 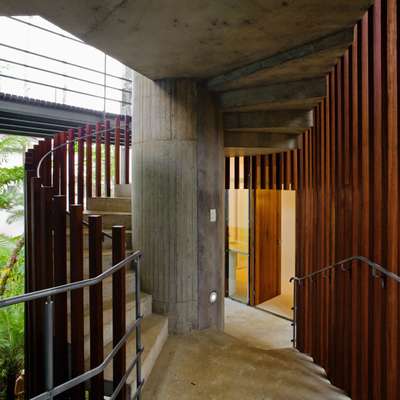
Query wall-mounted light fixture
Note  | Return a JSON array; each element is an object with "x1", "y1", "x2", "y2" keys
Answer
[{"x1": 209, "y1": 290, "x2": 218, "y2": 304}]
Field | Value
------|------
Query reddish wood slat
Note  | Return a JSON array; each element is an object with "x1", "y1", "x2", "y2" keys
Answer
[
  {"x1": 86, "y1": 124, "x2": 93, "y2": 199},
  {"x1": 69, "y1": 205, "x2": 85, "y2": 399},
  {"x1": 68, "y1": 129, "x2": 75, "y2": 205},
  {"x1": 53, "y1": 195, "x2": 68, "y2": 392},
  {"x1": 112, "y1": 226, "x2": 127, "y2": 400},
  {"x1": 260, "y1": 155, "x2": 266, "y2": 189},
  {"x1": 105, "y1": 120, "x2": 111, "y2": 197},
  {"x1": 88, "y1": 216, "x2": 104, "y2": 400},
  {"x1": 77, "y1": 127, "x2": 84, "y2": 204},
  {"x1": 225, "y1": 157, "x2": 230, "y2": 189},
  {"x1": 251, "y1": 156, "x2": 257, "y2": 189},
  {"x1": 53, "y1": 134, "x2": 60, "y2": 193},
  {"x1": 96, "y1": 122, "x2": 102, "y2": 197},
  {"x1": 60, "y1": 132, "x2": 67, "y2": 196},
  {"x1": 386, "y1": 1, "x2": 399, "y2": 398},
  {"x1": 234, "y1": 156, "x2": 239, "y2": 189},
  {"x1": 243, "y1": 156, "x2": 250, "y2": 189},
  {"x1": 115, "y1": 116, "x2": 121, "y2": 185}
]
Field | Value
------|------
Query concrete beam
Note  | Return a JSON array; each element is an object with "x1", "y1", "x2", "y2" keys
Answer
[
  {"x1": 220, "y1": 78, "x2": 326, "y2": 111},
  {"x1": 223, "y1": 110, "x2": 313, "y2": 134},
  {"x1": 224, "y1": 131, "x2": 299, "y2": 152},
  {"x1": 208, "y1": 28, "x2": 353, "y2": 90}
]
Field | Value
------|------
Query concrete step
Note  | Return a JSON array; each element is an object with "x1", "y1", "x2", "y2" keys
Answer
[
  {"x1": 102, "y1": 314, "x2": 168, "y2": 395},
  {"x1": 83, "y1": 210, "x2": 132, "y2": 230},
  {"x1": 87, "y1": 197, "x2": 131, "y2": 213},
  {"x1": 67, "y1": 228, "x2": 132, "y2": 250},
  {"x1": 115, "y1": 184, "x2": 132, "y2": 198}
]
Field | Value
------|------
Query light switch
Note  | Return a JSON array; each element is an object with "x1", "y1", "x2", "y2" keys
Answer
[{"x1": 210, "y1": 209, "x2": 217, "y2": 222}]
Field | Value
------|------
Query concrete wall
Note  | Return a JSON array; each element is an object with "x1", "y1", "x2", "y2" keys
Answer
[{"x1": 132, "y1": 74, "x2": 224, "y2": 333}]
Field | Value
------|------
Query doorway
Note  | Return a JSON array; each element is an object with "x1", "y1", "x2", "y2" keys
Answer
[
  {"x1": 225, "y1": 186, "x2": 295, "y2": 320},
  {"x1": 255, "y1": 190, "x2": 295, "y2": 320}
]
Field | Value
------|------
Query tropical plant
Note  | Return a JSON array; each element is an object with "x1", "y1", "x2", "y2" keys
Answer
[{"x1": 0, "y1": 135, "x2": 29, "y2": 399}]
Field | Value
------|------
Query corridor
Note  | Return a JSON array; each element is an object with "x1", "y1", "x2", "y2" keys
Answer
[{"x1": 142, "y1": 299, "x2": 349, "y2": 400}]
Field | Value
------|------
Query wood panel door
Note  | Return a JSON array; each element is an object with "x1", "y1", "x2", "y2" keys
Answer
[{"x1": 254, "y1": 189, "x2": 281, "y2": 305}]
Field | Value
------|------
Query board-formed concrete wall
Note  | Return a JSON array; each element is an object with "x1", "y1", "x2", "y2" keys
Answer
[{"x1": 132, "y1": 74, "x2": 224, "y2": 333}]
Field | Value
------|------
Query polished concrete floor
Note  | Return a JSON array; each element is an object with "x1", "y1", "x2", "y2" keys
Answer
[
  {"x1": 224, "y1": 298, "x2": 292, "y2": 350},
  {"x1": 142, "y1": 299, "x2": 350, "y2": 400}
]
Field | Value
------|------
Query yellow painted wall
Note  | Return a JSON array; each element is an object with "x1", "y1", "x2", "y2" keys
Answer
[{"x1": 281, "y1": 190, "x2": 296, "y2": 297}]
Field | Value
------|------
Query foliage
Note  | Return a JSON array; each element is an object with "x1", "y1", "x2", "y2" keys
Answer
[
  {"x1": 0, "y1": 136, "x2": 29, "y2": 163},
  {"x1": 0, "y1": 135, "x2": 28, "y2": 399}
]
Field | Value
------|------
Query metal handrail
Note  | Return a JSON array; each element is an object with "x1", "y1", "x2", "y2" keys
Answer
[
  {"x1": 290, "y1": 255, "x2": 400, "y2": 284},
  {"x1": 0, "y1": 250, "x2": 140, "y2": 308},
  {"x1": 0, "y1": 250, "x2": 144, "y2": 400},
  {"x1": 36, "y1": 125, "x2": 130, "y2": 180},
  {"x1": 289, "y1": 255, "x2": 400, "y2": 349}
]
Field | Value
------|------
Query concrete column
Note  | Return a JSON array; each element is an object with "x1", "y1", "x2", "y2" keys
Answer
[{"x1": 132, "y1": 74, "x2": 224, "y2": 333}]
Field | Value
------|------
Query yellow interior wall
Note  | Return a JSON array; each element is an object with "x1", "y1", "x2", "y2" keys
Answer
[{"x1": 281, "y1": 190, "x2": 296, "y2": 297}]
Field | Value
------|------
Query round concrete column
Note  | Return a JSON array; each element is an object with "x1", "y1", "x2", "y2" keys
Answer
[{"x1": 132, "y1": 74, "x2": 224, "y2": 333}]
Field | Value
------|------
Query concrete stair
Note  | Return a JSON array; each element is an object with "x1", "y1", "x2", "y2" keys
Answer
[{"x1": 70, "y1": 186, "x2": 168, "y2": 398}]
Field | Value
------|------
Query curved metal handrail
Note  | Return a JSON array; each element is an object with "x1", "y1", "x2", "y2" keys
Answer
[
  {"x1": 0, "y1": 250, "x2": 141, "y2": 308},
  {"x1": 290, "y1": 255, "x2": 400, "y2": 284},
  {"x1": 36, "y1": 126, "x2": 113, "y2": 180}
]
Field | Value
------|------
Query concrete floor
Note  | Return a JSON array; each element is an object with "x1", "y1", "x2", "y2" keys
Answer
[
  {"x1": 143, "y1": 299, "x2": 349, "y2": 400},
  {"x1": 224, "y1": 298, "x2": 292, "y2": 350}
]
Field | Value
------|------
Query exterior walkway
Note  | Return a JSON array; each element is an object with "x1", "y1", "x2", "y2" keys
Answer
[{"x1": 142, "y1": 299, "x2": 350, "y2": 400}]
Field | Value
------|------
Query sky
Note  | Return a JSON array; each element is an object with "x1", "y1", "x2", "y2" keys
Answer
[{"x1": 0, "y1": 16, "x2": 133, "y2": 115}]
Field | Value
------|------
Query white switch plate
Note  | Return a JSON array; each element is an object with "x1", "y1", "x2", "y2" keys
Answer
[{"x1": 210, "y1": 209, "x2": 217, "y2": 222}]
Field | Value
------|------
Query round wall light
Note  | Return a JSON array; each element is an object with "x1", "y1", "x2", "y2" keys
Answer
[{"x1": 209, "y1": 290, "x2": 218, "y2": 304}]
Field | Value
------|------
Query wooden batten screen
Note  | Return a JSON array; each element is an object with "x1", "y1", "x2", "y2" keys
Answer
[
  {"x1": 23, "y1": 115, "x2": 132, "y2": 398},
  {"x1": 223, "y1": 1, "x2": 400, "y2": 397}
]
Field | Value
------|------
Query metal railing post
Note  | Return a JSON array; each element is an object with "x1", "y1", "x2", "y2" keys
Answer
[
  {"x1": 292, "y1": 280, "x2": 297, "y2": 348},
  {"x1": 44, "y1": 296, "x2": 54, "y2": 396},
  {"x1": 135, "y1": 256, "x2": 143, "y2": 398}
]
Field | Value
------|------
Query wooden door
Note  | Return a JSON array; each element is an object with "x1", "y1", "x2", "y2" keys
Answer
[{"x1": 254, "y1": 189, "x2": 281, "y2": 305}]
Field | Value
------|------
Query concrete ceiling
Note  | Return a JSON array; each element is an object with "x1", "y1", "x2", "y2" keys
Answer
[
  {"x1": 2, "y1": 0, "x2": 372, "y2": 80},
  {"x1": 0, "y1": 0, "x2": 372, "y2": 155}
]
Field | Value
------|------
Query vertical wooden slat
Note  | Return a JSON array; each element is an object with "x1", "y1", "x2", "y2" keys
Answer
[
  {"x1": 60, "y1": 132, "x2": 67, "y2": 196},
  {"x1": 70, "y1": 205, "x2": 85, "y2": 399},
  {"x1": 88, "y1": 216, "x2": 104, "y2": 400},
  {"x1": 243, "y1": 156, "x2": 250, "y2": 189},
  {"x1": 105, "y1": 119, "x2": 111, "y2": 197},
  {"x1": 115, "y1": 116, "x2": 121, "y2": 185},
  {"x1": 351, "y1": 22, "x2": 362, "y2": 398},
  {"x1": 86, "y1": 124, "x2": 93, "y2": 199},
  {"x1": 24, "y1": 150, "x2": 35, "y2": 398},
  {"x1": 360, "y1": 13, "x2": 371, "y2": 398},
  {"x1": 30, "y1": 177, "x2": 45, "y2": 395},
  {"x1": 112, "y1": 226, "x2": 127, "y2": 400},
  {"x1": 53, "y1": 195, "x2": 68, "y2": 393},
  {"x1": 372, "y1": 1, "x2": 386, "y2": 398},
  {"x1": 53, "y1": 134, "x2": 60, "y2": 194},
  {"x1": 77, "y1": 127, "x2": 84, "y2": 205},
  {"x1": 234, "y1": 156, "x2": 240, "y2": 189},
  {"x1": 260, "y1": 155, "x2": 266, "y2": 189},
  {"x1": 124, "y1": 117, "x2": 130, "y2": 184},
  {"x1": 68, "y1": 129, "x2": 75, "y2": 205},
  {"x1": 96, "y1": 122, "x2": 102, "y2": 197},
  {"x1": 225, "y1": 157, "x2": 230, "y2": 189},
  {"x1": 386, "y1": 1, "x2": 399, "y2": 398},
  {"x1": 251, "y1": 156, "x2": 257, "y2": 190}
]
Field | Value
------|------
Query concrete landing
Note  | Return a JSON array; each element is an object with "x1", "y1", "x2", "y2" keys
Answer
[
  {"x1": 142, "y1": 329, "x2": 350, "y2": 400},
  {"x1": 224, "y1": 298, "x2": 292, "y2": 350}
]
